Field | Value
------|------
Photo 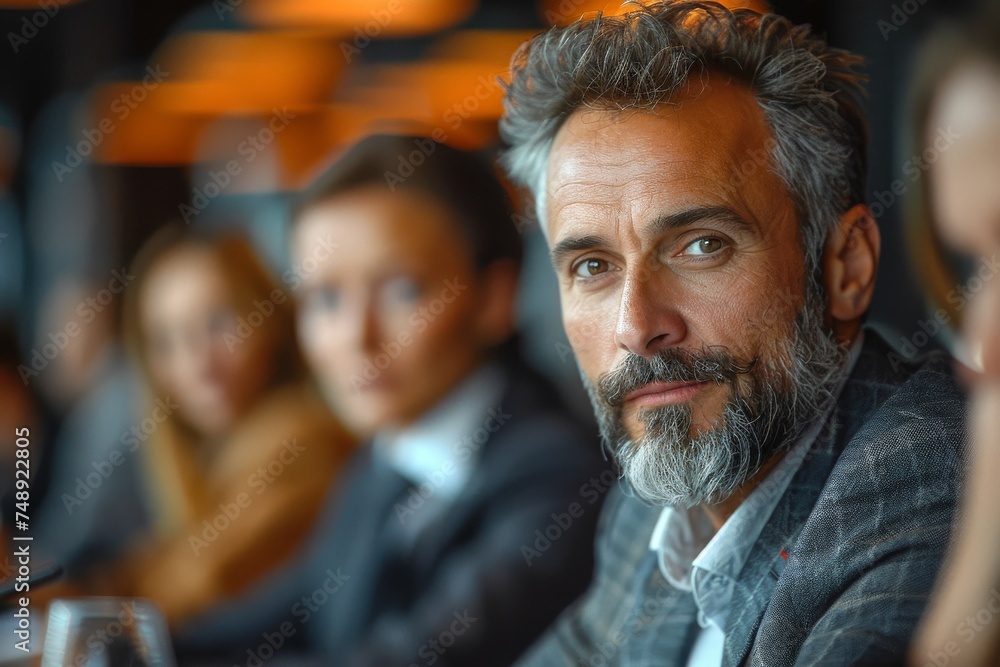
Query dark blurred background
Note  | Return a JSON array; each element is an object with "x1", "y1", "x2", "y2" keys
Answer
[{"x1": 0, "y1": 0, "x2": 985, "y2": 387}]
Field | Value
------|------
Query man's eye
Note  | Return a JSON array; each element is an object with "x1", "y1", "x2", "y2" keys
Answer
[
  {"x1": 683, "y1": 237, "x2": 725, "y2": 256},
  {"x1": 573, "y1": 258, "x2": 612, "y2": 278}
]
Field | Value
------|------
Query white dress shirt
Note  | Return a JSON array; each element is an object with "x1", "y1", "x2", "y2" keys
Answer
[{"x1": 373, "y1": 362, "x2": 505, "y2": 499}]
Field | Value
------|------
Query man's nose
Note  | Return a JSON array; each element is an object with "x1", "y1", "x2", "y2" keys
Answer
[{"x1": 614, "y1": 269, "x2": 686, "y2": 358}]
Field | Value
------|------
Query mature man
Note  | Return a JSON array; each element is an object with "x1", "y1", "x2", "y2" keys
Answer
[{"x1": 499, "y1": 2, "x2": 966, "y2": 665}]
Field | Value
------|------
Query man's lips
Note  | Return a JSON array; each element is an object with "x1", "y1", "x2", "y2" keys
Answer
[{"x1": 623, "y1": 380, "x2": 710, "y2": 407}]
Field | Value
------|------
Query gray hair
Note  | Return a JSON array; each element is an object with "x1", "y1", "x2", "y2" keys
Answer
[{"x1": 499, "y1": 0, "x2": 868, "y2": 271}]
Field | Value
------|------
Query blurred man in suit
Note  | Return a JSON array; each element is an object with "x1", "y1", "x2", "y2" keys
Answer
[
  {"x1": 178, "y1": 134, "x2": 608, "y2": 667},
  {"x1": 498, "y1": 2, "x2": 967, "y2": 665}
]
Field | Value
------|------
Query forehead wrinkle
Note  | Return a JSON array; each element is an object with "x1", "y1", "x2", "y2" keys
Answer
[
  {"x1": 551, "y1": 201, "x2": 637, "y2": 253},
  {"x1": 546, "y1": 81, "x2": 785, "y2": 245},
  {"x1": 551, "y1": 164, "x2": 734, "y2": 254}
]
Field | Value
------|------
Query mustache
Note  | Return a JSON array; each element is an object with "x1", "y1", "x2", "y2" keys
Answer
[{"x1": 598, "y1": 347, "x2": 757, "y2": 408}]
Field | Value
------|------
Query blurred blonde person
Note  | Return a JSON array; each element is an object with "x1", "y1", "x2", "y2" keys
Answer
[
  {"x1": 908, "y1": 4, "x2": 1000, "y2": 665},
  {"x1": 98, "y1": 227, "x2": 353, "y2": 624}
]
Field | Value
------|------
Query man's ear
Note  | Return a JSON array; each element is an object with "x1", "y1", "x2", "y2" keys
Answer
[
  {"x1": 473, "y1": 259, "x2": 520, "y2": 348},
  {"x1": 822, "y1": 203, "x2": 880, "y2": 336}
]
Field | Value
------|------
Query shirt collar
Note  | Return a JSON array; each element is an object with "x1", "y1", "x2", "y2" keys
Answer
[
  {"x1": 373, "y1": 363, "x2": 505, "y2": 499},
  {"x1": 650, "y1": 331, "x2": 866, "y2": 632}
]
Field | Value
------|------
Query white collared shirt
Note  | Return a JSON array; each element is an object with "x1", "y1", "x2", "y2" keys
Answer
[
  {"x1": 373, "y1": 363, "x2": 505, "y2": 500},
  {"x1": 649, "y1": 332, "x2": 865, "y2": 666}
]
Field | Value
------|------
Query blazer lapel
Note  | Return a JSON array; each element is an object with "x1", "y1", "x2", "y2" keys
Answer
[
  {"x1": 722, "y1": 333, "x2": 891, "y2": 667},
  {"x1": 721, "y1": 423, "x2": 842, "y2": 667},
  {"x1": 322, "y1": 446, "x2": 411, "y2": 648},
  {"x1": 617, "y1": 527, "x2": 704, "y2": 665}
]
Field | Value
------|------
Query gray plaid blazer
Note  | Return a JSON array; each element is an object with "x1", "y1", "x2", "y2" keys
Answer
[{"x1": 517, "y1": 330, "x2": 967, "y2": 667}]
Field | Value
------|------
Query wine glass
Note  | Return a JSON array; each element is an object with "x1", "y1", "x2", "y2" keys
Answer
[{"x1": 42, "y1": 598, "x2": 176, "y2": 667}]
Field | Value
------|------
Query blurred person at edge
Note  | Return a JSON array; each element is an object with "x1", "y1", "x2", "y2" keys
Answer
[
  {"x1": 28, "y1": 280, "x2": 148, "y2": 580},
  {"x1": 908, "y1": 4, "x2": 1000, "y2": 666},
  {"x1": 37, "y1": 228, "x2": 354, "y2": 625},
  {"x1": 175, "y1": 134, "x2": 607, "y2": 666}
]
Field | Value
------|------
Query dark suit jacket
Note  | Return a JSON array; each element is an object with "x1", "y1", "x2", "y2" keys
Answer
[
  {"x1": 179, "y1": 356, "x2": 609, "y2": 666},
  {"x1": 517, "y1": 330, "x2": 968, "y2": 666}
]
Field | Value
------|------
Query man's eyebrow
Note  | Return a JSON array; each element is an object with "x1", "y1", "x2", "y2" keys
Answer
[
  {"x1": 549, "y1": 207, "x2": 752, "y2": 268},
  {"x1": 550, "y1": 234, "x2": 608, "y2": 268},
  {"x1": 651, "y1": 206, "x2": 753, "y2": 234}
]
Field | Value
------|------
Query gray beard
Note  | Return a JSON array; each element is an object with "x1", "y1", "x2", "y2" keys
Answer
[{"x1": 582, "y1": 279, "x2": 848, "y2": 508}]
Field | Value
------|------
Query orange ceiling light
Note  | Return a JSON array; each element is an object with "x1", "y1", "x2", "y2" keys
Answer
[
  {"x1": 188, "y1": 103, "x2": 397, "y2": 192},
  {"x1": 228, "y1": 104, "x2": 379, "y2": 191},
  {"x1": 428, "y1": 29, "x2": 536, "y2": 68},
  {"x1": 149, "y1": 31, "x2": 345, "y2": 116},
  {"x1": 354, "y1": 31, "x2": 533, "y2": 124},
  {"x1": 89, "y1": 82, "x2": 206, "y2": 165},
  {"x1": 241, "y1": 0, "x2": 477, "y2": 36},
  {"x1": 393, "y1": 61, "x2": 507, "y2": 121},
  {"x1": 330, "y1": 30, "x2": 532, "y2": 152}
]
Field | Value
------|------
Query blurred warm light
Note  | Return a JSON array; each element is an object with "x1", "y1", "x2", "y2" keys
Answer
[
  {"x1": 242, "y1": 0, "x2": 477, "y2": 35},
  {"x1": 152, "y1": 31, "x2": 345, "y2": 116},
  {"x1": 86, "y1": 17, "x2": 531, "y2": 181},
  {"x1": 336, "y1": 31, "x2": 534, "y2": 150},
  {"x1": 210, "y1": 24, "x2": 533, "y2": 189},
  {"x1": 539, "y1": 0, "x2": 771, "y2": 25},
  {"x1": 196, "y1": 103, "x2": 380, "y2": 191},
  {"x1": 265, "y1": 54, "x2": 516, "y2": 187},
  {"x1": 91, "y1": 83, "x2": 207, "y2": 165},
  {"x1": 429, "y1": 30, "x2": 537, "y2": 67}
]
